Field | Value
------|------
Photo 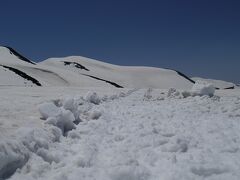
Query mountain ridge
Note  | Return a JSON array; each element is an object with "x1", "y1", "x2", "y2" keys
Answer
[{"x1": 0, "y1": 46, "x2": 197, "y2": 89}]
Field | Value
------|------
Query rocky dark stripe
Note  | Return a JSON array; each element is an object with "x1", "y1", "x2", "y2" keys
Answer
[
  {"x1": 81, "y1": 74, "x2": 123, "y2": 88},
  {"x1": 1, "y1": 65, "x2": 41, "y2": 86},
  {"x1": 4, "y1": 46, "x2": 36, "y2": 65},
  {"x1": 63, "y1": 61, "x2": 89, "y2": 71}
]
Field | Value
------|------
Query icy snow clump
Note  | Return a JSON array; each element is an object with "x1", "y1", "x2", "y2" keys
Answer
[
  {"x1": 45, "y1": 109, "x2": 76, "y2": 135},
  {"x1": 38, "y1": 102, "x2": 76, "y2": 135},
  {"x1": 167, "y1": 88, "x2": 181, "y2": 98},
  {"x1": 191, "y1": 81, "x2": 215, "y2": 97},
  {"x1": 38, "y1": 102, "x2": 61, "y2": 120},
  {"x1": 84, "y1": 91, "x2": 101, "y2": 104},
  {"x1": 38, "y1": 92, "x2": 103, "y2": 135}
]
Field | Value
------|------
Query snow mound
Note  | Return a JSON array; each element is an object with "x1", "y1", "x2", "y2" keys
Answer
[
  {"x1": 39, "y1": 102, "x2": 76, "y2": 135},
  {"x1": 45, "y1": 109, "x2": 76, "y2": 135},
  {"x1": 0, "y1": 140, "x2": 29, "y2": 179},
  {"x1": 191, "y1": 81, "x2": 215, "y2": 97}
]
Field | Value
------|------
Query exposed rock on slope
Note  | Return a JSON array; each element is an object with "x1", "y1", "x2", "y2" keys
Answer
[{"x1": 0, "y1": 46, "x2": 194, "y2": 89}]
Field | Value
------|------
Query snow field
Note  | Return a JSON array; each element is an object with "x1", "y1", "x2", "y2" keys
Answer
[{"x1": 2, "y1": 87, "x2": 239, "y2": 180}]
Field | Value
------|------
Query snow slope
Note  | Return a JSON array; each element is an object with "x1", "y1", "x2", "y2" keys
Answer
[
  {"x1": 0, "y1": 47, "x2": 111, "y2": 87},
  {"x1": 0, "y1": 46, "x2": 194, "y2": 89},
  {"x1": 192, "y1": 77, "x2": 236, "y2": 89},
  {"x1": 0, "y1": 47, "x2": 67, "y2": 86},
  {"x1": 1, "y1": 87, "x2": 240, "y2": 180},
  {"x1": 0, "y1": 46, "x2": 35, "y2": 66},
  {"x1": 40, "y1": 56, "x2": 194, "y2": 89},
  {"x1": 0, "y1": 66, "x2": 36, "y2": 86}
]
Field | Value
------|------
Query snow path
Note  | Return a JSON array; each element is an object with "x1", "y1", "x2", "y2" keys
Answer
[{"x1": 6, "y1": 89, "x2": 240, "y2": 180}]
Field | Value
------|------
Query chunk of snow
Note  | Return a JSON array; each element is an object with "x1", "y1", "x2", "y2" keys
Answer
[
  {"x1": 191, "y1": 81, "x2": 215, "y2": 97},
  {"x1": 63, "y1": 97, "x2": 81, "y2": 122},
  {"x1": 167, "y1": 88, "x2": 181, "y2": 98},
  {"x1": 38, "y1": 102, "x2": 61, "y2": 120},
  {"x1": 84, "y1": 91, "x2": 100, "y2": 104},
  {"x1": 0, "y1": 141, "x2": 29, "y2": 179},
  {"x1": 46, "y1": 109, "x2": 76, "y2": 135},
  {"x1": 62, "y1": 98, "x2": 75, "y2": 111},
  {"x1": 48, "y1": 126, "x2": 62, "y2": 142}
]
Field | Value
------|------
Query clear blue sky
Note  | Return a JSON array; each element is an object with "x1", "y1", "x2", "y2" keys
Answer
[{"x1": 0, "y1": 0, "x2": 240, "y2": 83}]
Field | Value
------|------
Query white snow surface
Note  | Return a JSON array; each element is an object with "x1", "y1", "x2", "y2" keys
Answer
[
  {"x1": 0, "y1": 46, "x2": 193, "y2": 89},
  {"x1": 0, "y1": 66, "x2": 35, "y2": 86},
  {"x1": 41, "y1": 56, "x2": 193, "y2": 89},
  {"x1": 1, "y1": 87, "x2": 240, "y2": 180},
  {"x1": 192, "y1": 77, "x2": 236, "y2": 89},
  {"x1": 1, "y1": 46, "x2": 240, "y2": 179}
]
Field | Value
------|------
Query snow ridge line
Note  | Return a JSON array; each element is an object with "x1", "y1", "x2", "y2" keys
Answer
[{"x1": 4, "y1": 46, "x2": 36, "y2": 65}]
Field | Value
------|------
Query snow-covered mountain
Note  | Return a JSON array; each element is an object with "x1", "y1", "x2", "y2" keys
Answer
[
  {"x1": 0, "y1": 46, "x2": 70, "y2": 86},
  {"x1": 0, "y1": 46, "x2": 194, "y2": 89},
  {"x1": 40, "y1": 56, "x2": 194, "y2": 89}
]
